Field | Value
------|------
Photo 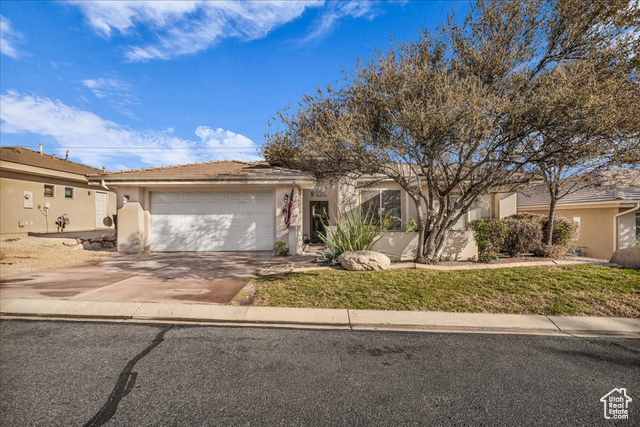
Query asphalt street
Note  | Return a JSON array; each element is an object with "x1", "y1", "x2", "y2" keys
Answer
[{"x1": 0, "y1": 319, "x2": 638, "y2": 426}]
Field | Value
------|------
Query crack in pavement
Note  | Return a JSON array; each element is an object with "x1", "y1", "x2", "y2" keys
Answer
[{"x1": 84, "y1": 325, "x2": 172, "y2": 427}]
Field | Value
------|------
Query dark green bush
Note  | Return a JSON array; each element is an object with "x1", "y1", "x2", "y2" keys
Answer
[
  {"x1": 503, "y1": 216, "x2": 543, "y2": 257},
  {"x1": 274, "y1": 241, "x2": 289, "y2": 256},
  {"x1": 469, "y1": 219, "x2": 507, "y2": 262}
]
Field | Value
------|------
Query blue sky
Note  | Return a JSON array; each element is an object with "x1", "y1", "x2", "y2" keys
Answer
[{"x1": 1, "y1": 1, "x2": 468, "y2": 171}]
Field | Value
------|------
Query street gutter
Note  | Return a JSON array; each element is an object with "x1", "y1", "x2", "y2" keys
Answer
[{"x1": 1, "y1": 298, "x2": 639, "y2": 338}]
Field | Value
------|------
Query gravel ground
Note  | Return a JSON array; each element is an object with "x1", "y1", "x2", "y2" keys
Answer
[{"x1": 0, "y1": 235, "x2": 119, "y2": 279}]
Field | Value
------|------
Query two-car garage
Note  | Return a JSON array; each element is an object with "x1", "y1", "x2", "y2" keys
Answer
[{"x1": 149, "y1": 191, "x2": 274, "y2": 252}]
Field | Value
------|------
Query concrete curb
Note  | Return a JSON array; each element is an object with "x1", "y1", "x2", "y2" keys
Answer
[{"x1": 1, "y1": 298, "x2": 639, "y2": 337}]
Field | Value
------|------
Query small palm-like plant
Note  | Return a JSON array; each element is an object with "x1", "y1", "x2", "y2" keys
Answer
[{"x1": 317, "y1": 209, "x2": 382, "y2": 263}]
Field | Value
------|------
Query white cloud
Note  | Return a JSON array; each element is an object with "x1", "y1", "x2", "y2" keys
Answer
[
  {"x1": 71, "y1": 0, "x2": 323, "y2": 61},
  {"x1": 82, "y1": 77, "x2": 139, "y2": 118},
  {"x1": 0, "y1": 90, "x2": 261, "y2": 169},
  {"x1": 303, "y1": 1, "x2": 378, "y2": 41},
  {"x1": 195, "y1": 126, "x2": 256, "y2": 150},
  {"x1": 1, "y1": 15, "x2": 23, "y2": 58}
]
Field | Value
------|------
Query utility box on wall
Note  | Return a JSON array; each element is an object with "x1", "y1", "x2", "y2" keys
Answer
[{"x1": 23, "y1": 191, "x2": 33, "y2": 209}]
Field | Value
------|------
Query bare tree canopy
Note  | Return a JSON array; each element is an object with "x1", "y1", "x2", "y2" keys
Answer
[{"x1": 264, "y1": 0, "x2": 640, "y2": 263}]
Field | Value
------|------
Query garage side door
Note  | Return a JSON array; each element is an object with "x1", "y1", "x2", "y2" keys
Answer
[{"x1": 150, "y1": 191, "x2": 274, "y2": 252}]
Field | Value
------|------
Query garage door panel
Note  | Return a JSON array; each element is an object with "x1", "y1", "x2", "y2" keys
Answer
[
  {"x1": 150, "y1": 191, "x2": 274, "y2": 252},
  {"x1": 196, "y1": 192, "x2": 213, "y2": 201}
]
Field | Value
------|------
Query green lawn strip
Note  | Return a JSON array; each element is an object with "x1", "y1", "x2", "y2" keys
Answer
[{"x1": 251, "y1": 265, "x2": 640, "y2": 317}]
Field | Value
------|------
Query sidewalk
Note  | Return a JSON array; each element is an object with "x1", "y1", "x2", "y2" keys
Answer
[{"x1": 1, "y1": 298, "x2": 638, "y2": 338}]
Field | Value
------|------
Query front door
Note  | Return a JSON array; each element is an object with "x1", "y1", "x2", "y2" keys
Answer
[
  {"x1": 95, "y1": 192, "x2": 108, "y2": 228},
  {"x1": 310, "y1": 201, "x2": 329, "y2": 243}
]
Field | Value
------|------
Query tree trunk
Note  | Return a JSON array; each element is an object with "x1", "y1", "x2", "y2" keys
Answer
[
  {"x1": 415, "y1": 202, "x2": 427, "y2": 264},
  {"x1": 422, "y1": 228, "x2": 440, "y2": 264},
  {"x1": 545, "y1": 197, "x2": 557, "y2": 245}
]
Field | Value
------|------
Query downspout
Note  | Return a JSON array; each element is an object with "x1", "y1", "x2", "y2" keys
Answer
[{"x1": 613, "y1": 203, "x2": 640, "y2": 252}]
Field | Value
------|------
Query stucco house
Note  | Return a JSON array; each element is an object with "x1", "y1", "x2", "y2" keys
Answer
[
  {"x1": 0, "y1": 146, "x2": 117, "y2": 235},
  {"x1": 88, "y1": 159, "x2": 517, "y2": 259},
  {"x1": 517, "y1": 170, "x2": 640, "y2": 260}
]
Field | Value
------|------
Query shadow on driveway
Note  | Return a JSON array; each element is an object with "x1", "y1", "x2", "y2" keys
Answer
[{"x1": 0, "y1": 252, "x2": 273, "y2": 304}]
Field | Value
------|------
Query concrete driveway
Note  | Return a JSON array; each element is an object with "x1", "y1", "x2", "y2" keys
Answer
[{"x1": 0, "y1": 252, "x2": 274, "y2": 304}]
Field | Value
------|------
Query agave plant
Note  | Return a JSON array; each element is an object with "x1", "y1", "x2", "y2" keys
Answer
[{"x1": 317, "y1": 208, "x2": 382, "y2": 263}]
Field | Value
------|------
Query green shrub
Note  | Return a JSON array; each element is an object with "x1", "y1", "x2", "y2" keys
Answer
[
  {"x1": 469, "y1": 219, "x2": 507, "y2": 262},
  {"x1": 511, "y1": 212, "x2": 579, "y2": 248},
  {"x1": 406, "y1": 217, "x2": 418, "y2": 232},
  {"x1": 273, "y1": 241, "x2": 289, "y2": 256},
  {"x1": 503, "y1": 216, "x2": 543, "y2": 257},
  {"x1": 534, "y1": 244, "x2": 566, "y2": 258},
  {"x1": 380, "y1": 211, "x2": 402, "y2": 231},
  {"x1": 318, "y1": 209, "x2": 382, "y2": 263},
  {"x1": 546, "y1": 216, "x2": 580, "y2": 247}
]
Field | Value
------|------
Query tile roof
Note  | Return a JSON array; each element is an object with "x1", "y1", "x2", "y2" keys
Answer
[
  {"x1": 90, "y1": 160, "x2": 311, "y2": 181},
  {"x1": 518, "y1": 169, "x2": 640, "y2": 207},
  {"x1": 0, "y1": 146, "x2": 102, "y2": 175}
]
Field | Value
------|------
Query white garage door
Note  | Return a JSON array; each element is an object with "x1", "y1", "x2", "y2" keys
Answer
[{"x1": 150, "y1": 191, "x2": 274, "y2": 252}]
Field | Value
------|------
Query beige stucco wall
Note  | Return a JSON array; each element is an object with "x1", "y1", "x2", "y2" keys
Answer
[
  {"x1": 116, "y1": 202, "x2": 145, "y2": 253},
  {"x1": 373, "y1": 230, "x2": 477, "y2": 261},
  {"x1": 518, "y1": 206, "x2": 618, "y2": 260},
  {"x1": 617, "y1": 209, "x2": 638, "y2": 251},
  {"x1": 495, "y1": 193, "x2": 517, "y2": 219},
  {"x1": 0, "y1": 170, "x2": 116, "y2": 234}
]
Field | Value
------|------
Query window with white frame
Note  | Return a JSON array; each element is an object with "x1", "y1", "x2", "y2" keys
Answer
[{"x1": 360, "y1": 189, "x2": 402, "y2": 230}]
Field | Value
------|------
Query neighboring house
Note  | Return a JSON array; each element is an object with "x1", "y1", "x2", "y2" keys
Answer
[
  {"x1": 0, "y1": 146, "x2": 117, "y2": 235},
  {"x1": 517, "y1": 170, "x2": 640, "y2": 260},
  {"x1": 89, "y1": 159, "x2": 517, "y2": 259}
]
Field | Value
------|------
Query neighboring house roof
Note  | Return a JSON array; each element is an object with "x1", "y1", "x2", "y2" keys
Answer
[
  {"x1": 0, "y1": 146, "x2": 102, "y2": 176},
  {"x1": 518, "y1": 169, "x2": 640, "y2": 207},
  {"x1": 89, "y1": 160, "x2": 312, "y2": 182}
]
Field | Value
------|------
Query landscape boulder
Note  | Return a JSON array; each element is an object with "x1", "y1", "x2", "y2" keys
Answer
[
  {"x1": 62, "y1": 239, "x2": 79, "y2": 247},
  {"x1": 103, "y1": 235, "x2": 116, "y2": 242},
  {"x1": 610, "y1": 247, "x2": 640, "y2": 270},
  {"x1": 89, "y1": 237, "x2": 104, "y2": 243},
  {"x1": 339, "y1": 250, "x2": 391, "y2": 271},
  {"x1": 82, "y1": 241, "x2": 93, "y2": 250}
]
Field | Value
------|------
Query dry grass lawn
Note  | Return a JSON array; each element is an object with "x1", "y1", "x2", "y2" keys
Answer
[{"x1": 0, "y1": 235, "x2": 117, "y2": 278}]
